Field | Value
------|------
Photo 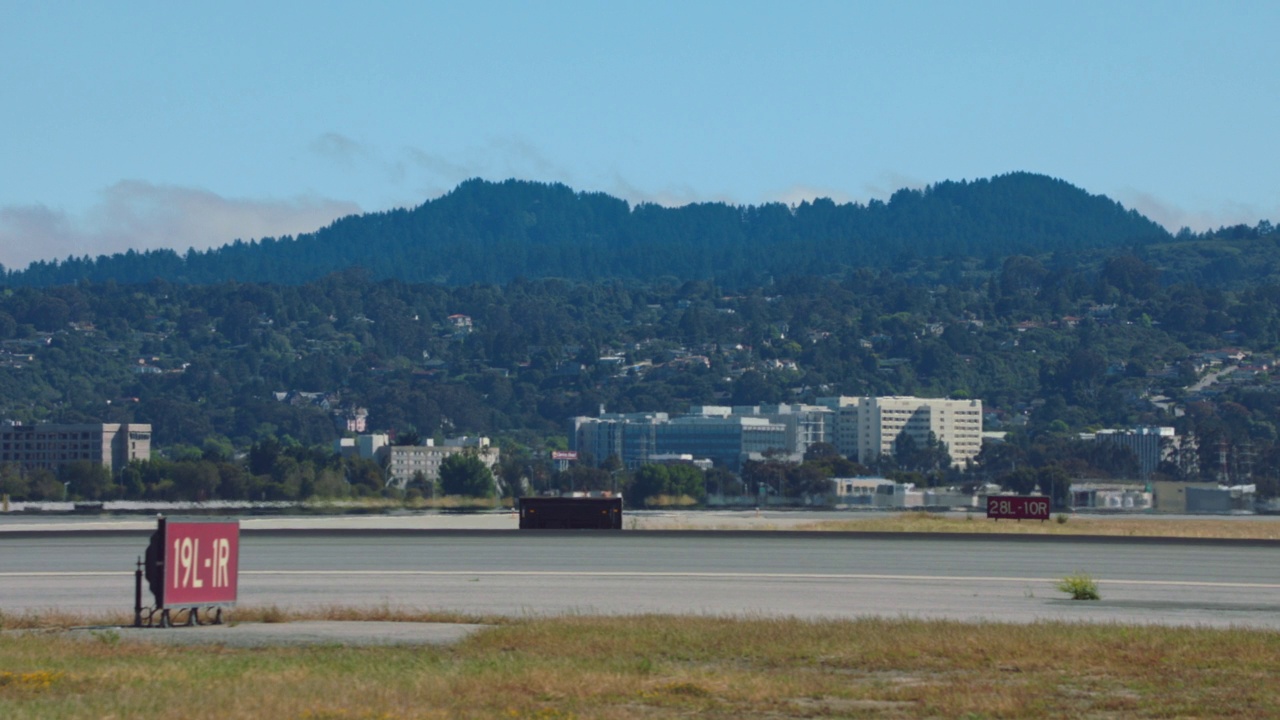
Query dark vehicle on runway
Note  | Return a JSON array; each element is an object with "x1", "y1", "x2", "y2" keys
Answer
[{"x1": 518, "y1": 496, "x2": 623, "y2": 529}]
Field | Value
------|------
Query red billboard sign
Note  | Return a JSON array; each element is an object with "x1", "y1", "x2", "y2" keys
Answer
[
  {"x1": 551, "y1": 450, "x2": 578, "y2": 461},
  {"x1": 156, "y1": 519, "x2": 240, "y2": 607},
  {"x1": 986, "y1": 495, "x2": 1051, "y2": 521}
]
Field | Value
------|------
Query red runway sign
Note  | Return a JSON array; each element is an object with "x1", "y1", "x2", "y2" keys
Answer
[
  {"x1": 986, "y1": 495, "x2": 1051, "y2": 521},
  {"x1": 149, "y1": 519, "x2": 240, "y2": 607}
]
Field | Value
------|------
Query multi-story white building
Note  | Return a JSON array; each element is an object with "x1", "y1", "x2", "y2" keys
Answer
[
  {"x1": 0, "y1": 422, "x2": 152, "y2": 475},
  {"x1": 337, "y1": 434, "x2": 500, "y2": 489},
  {"x1": 816, "y1": 396, "x2": 983, "y2": 468}
]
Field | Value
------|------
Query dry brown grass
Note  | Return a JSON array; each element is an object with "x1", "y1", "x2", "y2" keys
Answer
[
  {"x1": 3, "y1": 612, "x2": 1278, "y2": 718},
  {"x1": 0, "y1": 609, "x2": 134, "y2": 631},
  {"x1": 789, "y1": 512, "x2": 1280, "y2": 540},
  {"x1": 227, "y1": 604, "x2": 514, "y2": 627},
  {"x1": 0, "y1": 605, "x2": 508, "y2": 632},
  {"x1": 308, "y1": 496, "x2": 513, "y2": 511}
]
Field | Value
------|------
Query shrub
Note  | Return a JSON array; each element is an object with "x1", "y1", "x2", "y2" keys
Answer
[{"x1": 1057, "y1": 572, "x2": 1100, "y2": 600}]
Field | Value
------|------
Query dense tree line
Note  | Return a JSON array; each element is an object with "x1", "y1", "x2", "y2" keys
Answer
[
  {"x1": 5, "y1": 174, "x2": 1168, "y2": 288},
  {"x1": 0, "y1": 440, "x2": 384, "y2": 502}
]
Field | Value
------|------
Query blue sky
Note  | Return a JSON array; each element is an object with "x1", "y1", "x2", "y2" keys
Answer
[{"x1": 2, "y1": 1, "x2": 1278, "y2": 269}]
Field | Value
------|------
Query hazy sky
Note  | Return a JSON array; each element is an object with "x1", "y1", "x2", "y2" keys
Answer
[{"x1": 2, "y1": 1, "x2": 1278, "y2": 269}]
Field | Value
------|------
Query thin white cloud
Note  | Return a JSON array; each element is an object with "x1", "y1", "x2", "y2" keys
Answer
[
  {"x1": 769, "y1": 184, "x2": 860, "y2": 207},
  {"x1": 309, "y1": 132, "x2": 367, "y2": 167},
  {"x1": 402, "y1": 146, "x2": 487, "y2": 199},
  {"x1": 1117, "y1": 188, "x2": 1279, "y2": 233},
  {"x1": 487, "y1": 136, "x2": 575, "y2": 183},
  {"x1": 0, "y1": 205, "x2": 77, "y2": 267},
  {"x1": 863, "y1": 171, "x2": 927, "y2": 201},
  {"x1": 316, "y1": 133, "x2": 585, "y2": 208},
  {"x1": 0, "y1": 181, "x2": 360, "y2": 270},
  {"x1": 404, "y1": 147, "x2": 474, "y2": 182},
  {"x1": 606, "y1": 173, "x2": 734, "y2": 208},
  {"x1": 328, "y1": 132, "x2": 865, "y2": 211}
]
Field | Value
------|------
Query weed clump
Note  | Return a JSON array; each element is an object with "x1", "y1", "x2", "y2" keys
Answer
[{"x1": 1057, "y1": 573, "x2": 1100, "y2": 600}]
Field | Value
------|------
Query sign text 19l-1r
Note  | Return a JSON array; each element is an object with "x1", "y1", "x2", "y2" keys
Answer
[
  {"x1": 986, "y1": 496, "x2": 1051, "y2": 521},
  {"x1": 148, "y1": 518, "x2": 240, "y2": 608}
]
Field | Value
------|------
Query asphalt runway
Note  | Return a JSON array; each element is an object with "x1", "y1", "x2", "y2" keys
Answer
[{"x1": 3, "y1": 530, "x2": 1279, "y2": 629}]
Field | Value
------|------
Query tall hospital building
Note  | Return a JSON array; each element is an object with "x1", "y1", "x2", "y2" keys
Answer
[
  {"x1": 816, "y1": 396, "x2": 983, "y2": 468},
  {"x1": 573, "y1": 397, "x2": 981, "y2": 470}
]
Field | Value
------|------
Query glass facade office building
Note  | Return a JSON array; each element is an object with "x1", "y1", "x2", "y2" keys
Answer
[{"x1": 573, "y1": 407, "x2": 815, "y2": 470}]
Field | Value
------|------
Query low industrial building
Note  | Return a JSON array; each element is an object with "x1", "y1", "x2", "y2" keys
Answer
[
  {"x1": 1151, "y1": 481, "x2": 1255, "y2": 513},
  {"x1": 831, "y1": 477, "x2": 917, "y2": 508},
  {"x1": 1185, "y1": 484, "x2": 1255, "y2": 513},
  {"x1": 1069, "y1": 482, "x2": 1153, "y2": 511}
]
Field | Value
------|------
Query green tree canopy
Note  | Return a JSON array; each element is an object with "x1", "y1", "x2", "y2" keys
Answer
[{"x1": 439, "y1": 452, "x2": 496, "y2": 498}]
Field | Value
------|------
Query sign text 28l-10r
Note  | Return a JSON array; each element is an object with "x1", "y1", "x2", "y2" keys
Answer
[
  {"x1": 986, "y1": 495, "x2": 1050, "y2": 521},
  {"x1": 148, "y1": 518, "x2": 240, "y2": 607}
]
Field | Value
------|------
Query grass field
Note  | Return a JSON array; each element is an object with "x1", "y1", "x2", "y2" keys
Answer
[
  {"x1": 3, "y1": 608, "x2": 1278, "y2": 719},
  {"x1": 790, "y1": 512, "x2": 1280, "y2": 540},
  {"x1": 629, "y1": 511, "x2": 1280, "y2": 540}
]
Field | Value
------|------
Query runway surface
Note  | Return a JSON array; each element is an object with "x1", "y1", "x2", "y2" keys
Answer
[{"x1": 3, "y1": 527, "x2": 1279, "y2": 629}]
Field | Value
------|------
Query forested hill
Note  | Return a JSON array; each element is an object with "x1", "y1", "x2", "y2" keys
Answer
[{"x1": 7, "y1": 172, "x2": 1169, "y2": 288}]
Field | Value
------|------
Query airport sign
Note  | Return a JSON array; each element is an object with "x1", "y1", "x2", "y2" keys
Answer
[{"x1": 986, "y1": 495, "x2": 1050, "y2": 521}]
